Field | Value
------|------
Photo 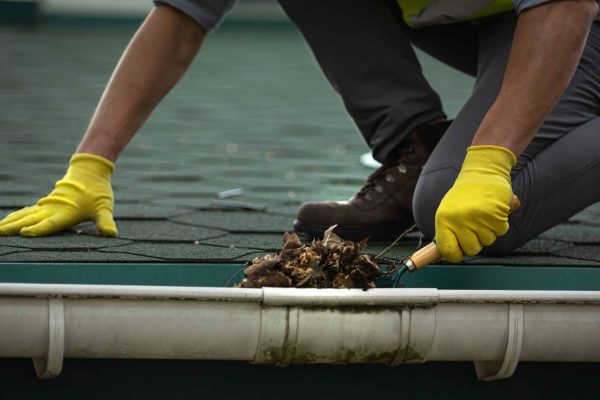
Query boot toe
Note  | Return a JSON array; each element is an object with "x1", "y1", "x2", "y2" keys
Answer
[{"x1": 296, "y1": 201, "x2": 338, "y2": 227}]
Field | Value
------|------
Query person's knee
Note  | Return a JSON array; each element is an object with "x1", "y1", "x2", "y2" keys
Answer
[{"x1": 412, "y1": 167, "x2": 457, "y2": 239}]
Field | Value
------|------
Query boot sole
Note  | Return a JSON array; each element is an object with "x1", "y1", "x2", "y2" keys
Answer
[{"x1": 293, "y1": 218, "x2": 416, "y2": 243}]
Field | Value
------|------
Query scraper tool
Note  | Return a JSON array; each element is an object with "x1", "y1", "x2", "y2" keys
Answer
[{"x1": 392, "y1": 194, "x2": 521, "y2": 287}]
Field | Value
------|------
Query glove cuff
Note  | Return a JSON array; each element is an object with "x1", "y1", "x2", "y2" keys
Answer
[
  {"x1": 70, "y1": 153, "x2": 115, "y2": 176},
  {"x1": 464, "y1": 145, "x2": 516, "y2": 177}
]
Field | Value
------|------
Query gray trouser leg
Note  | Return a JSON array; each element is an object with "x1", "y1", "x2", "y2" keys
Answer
[
  {"x1": 413, "y1": 18, "x2": 600, "y2": 255},
  {"x1": 278, "y1": 0, "x2": 479, "y2": 163}
]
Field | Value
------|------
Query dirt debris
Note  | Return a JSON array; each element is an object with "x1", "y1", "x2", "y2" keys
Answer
[{"x1": 237, "y1": 225, "x2": 382, "y2": 289}]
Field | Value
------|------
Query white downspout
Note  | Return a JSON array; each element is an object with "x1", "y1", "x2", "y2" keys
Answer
[{"x1": 1, "y1": 284, "x2": 599, "y2": 381}]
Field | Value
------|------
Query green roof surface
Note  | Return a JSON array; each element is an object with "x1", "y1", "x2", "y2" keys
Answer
[{"x1": 1, "y1": 24, "x2": 599, "y2": 269}]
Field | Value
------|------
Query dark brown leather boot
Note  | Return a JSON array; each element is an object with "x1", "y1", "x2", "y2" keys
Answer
[{"x1": 294, "y1": 121, "x2": 450, "y2": 242}]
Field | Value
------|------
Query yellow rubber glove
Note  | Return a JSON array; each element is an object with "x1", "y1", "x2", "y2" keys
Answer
[
  {"x1": 0, "y1": 153, "x2": 117, "y2": 237},
  {"x1": 435, "y1": 145, "x2": 516, "y2": 263}
]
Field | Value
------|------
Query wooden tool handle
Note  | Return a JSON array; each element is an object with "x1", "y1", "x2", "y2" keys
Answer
[
  {"x1": 409, "y1": 194, "x2": 521, "y2": 271},
  {"x1": 509, "y1": 194, "x2": 521, "y2": 213}
]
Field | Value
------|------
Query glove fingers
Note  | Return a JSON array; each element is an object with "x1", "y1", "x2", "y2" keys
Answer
[
  {"x1": 491, "y1": 219, "x2": 510, "y2": 237},
  {"x1": 436, "y1": 228, "x2": 464, "y2": 263},
  {"x1": 0, "y1": 211, "x2": 47, "y2": 236},
  {"x1": 477, "y1": 228, "x2": 497, "y2": 247},
  {"x1": 458, "y1": 230, "x2": 483, "y2": 257},
  {"x1": 20, "y1": 213, "x2": 74, "y2": 237},
  {"x1": 0, "y1": 206, "x2": 37, "y2": 227},
  {"x1": 94, "y1": 208, "x2": 118, "y2": 237}
]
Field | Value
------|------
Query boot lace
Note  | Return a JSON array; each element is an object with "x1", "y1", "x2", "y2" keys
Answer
[{"x1": 356, "y1": 145, "x2": 417, "y2": 201}]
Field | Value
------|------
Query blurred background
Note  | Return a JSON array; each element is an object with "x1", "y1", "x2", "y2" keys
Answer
[{"x1": 1, "y1": 0, "x2": 287, "y2": 24}]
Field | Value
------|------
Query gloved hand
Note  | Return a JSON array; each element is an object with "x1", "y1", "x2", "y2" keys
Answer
[
  {"x1": 0, "y1": 153, "x2": 117, "y2": 237},
  {"x1": 435, "y1": 145, "x2": 516, "y2": 263}
]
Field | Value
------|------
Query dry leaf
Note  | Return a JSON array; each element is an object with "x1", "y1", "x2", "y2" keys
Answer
[
  {"x1": 322, "y1": 225, "x2": 342, "y2": 246},
  {"x1": 282, "y1": 232, "x2": 302, "y2": 252}
]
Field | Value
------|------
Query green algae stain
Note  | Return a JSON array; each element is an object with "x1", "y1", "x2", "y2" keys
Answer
[
  {"x1": 288, "y1": 343, "x2": 319, "y2": 364},
  {"x1": 396, "y1": 345, "x2": 424, "y2": 363},
  {"x1": 329, "y1": 348, "x2": 397, "y2": 364},
  {"x1": 260, "y1": 346, "x2": 285, "y2": 364},
  {"x1": 261, "y1": 344, "x2": 422, "y2": 365},
  {"x1": 260, "y1": 343, "x2": 319, "y2": 364}
]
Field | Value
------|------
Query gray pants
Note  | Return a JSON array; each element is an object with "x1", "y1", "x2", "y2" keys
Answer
[{"x1": 279, "y1": 0, "x2": 600, "y2": 255}]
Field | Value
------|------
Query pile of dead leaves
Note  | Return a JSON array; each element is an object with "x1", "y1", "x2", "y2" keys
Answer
[{"x1": 237, "y1": 225, "x2": 381, "y2": 289}]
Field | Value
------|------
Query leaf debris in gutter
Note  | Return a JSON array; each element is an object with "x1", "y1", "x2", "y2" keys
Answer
[{"x1": 237, "y1": 225, "x2": 382, "y2": 290}]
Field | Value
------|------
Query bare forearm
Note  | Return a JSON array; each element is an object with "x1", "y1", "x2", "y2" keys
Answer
[
  {"x1": 472, "y1": 0, "x2": 597, "y2": 156},
  {"x1": 77, "y1": 6, "x2": 206, "y2": 161}
]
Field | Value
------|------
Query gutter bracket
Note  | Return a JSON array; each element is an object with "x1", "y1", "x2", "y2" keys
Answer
[
  {"x1": 474, "y1": 303, "x2": 523, "y2": 381},
  {"x1": 33, "y1": 298, "x2": 64, "y2": 379}
]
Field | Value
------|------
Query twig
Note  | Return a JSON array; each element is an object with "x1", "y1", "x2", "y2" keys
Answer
[
  {"x1": 375, "y1": 224, "x2": 417, "y2": 259},
  {"x1": 379, "y1": 258, "x2": 400, "y2": 277},
  {"x1": 416, "y1": 233, "x2": 424, "y2": 252},
  {"x1": 224, "y1": 266, "x2": 247, "y2": 287}
]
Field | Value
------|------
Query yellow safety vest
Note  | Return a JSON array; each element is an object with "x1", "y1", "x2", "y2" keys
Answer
[{"x1": 398, "y1": 0, "x2": 514, "y2": 27}]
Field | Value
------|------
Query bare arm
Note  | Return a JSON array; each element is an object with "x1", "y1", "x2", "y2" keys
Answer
[
  {"x1": 77, "y1": 5, "x2": 206, "y2": 161},
  {"x1": 435, "y1": 0, "x2": 598, "y2": 262},
  {"x1": 472, "y1": 0, "x2": 598, "y2": 156},
  {"x1": 0, "y1": 6, "x2": 207, "y2": 237}
]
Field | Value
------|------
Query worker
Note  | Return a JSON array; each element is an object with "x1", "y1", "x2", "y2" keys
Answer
[
  {"x1": 1, "y1": 0, "x2": 599, "y2": 265},
  {"x1": 284, "y1": 0, "x2": 600, "y2": 261}
]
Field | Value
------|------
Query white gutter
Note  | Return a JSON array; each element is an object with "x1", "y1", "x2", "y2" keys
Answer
[{"x1": 1, "y1": 284, "x2": 599, "y2": 381}]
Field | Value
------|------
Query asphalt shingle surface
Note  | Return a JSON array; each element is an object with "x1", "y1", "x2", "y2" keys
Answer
[
  {"x1": 0, "y1": 246, "x2": 22, "y2": 256},
  {"x1": 0, "y1": 233, "x2": 132, "y2": 249},
  {"x1": 1, "y1": 24, "x2": 599, "y2": 266},
  {"x1": 99, "y1": 242, "x2": 257, "y2": 262},
  {"x1": 75, "y1": 221, "x2": 225, "y2": 242}
]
